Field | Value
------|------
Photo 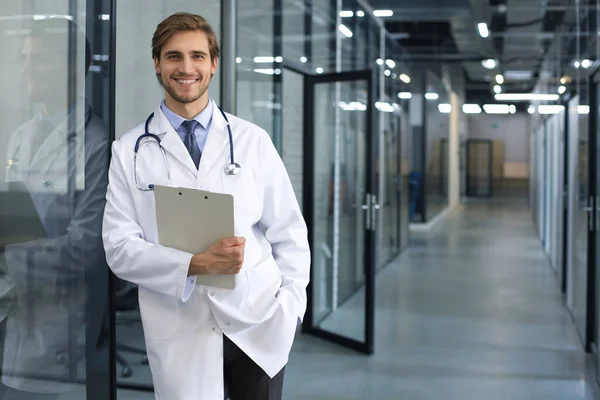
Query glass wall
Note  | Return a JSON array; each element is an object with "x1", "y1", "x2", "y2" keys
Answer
[
  {"x1": 114, "y1": 1, "x2": 221, "y2": 393},
  {"x1": 424, "y1": 70, "x2": 450, "y2": 221},
  {"x1": 0, "y1": 1, "x2": 111, "y2": 398}
]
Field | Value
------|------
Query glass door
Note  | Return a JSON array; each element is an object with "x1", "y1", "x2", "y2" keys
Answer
[{"x1": 302, "y1": 70, "x2": 376, "y2": 354}]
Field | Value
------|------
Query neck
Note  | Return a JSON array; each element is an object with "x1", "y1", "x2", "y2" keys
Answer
[{"x1": 164, "y1": 95, "x2": 209, "y2": 120}]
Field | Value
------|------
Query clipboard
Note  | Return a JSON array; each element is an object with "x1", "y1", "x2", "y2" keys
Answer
[{"x1": 154, "y1": 185, "x2": 236, "y2": 289}]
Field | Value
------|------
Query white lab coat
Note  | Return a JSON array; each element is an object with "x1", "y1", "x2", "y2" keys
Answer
[{"x1": 102, "y1": 100, "x2": 310, "y2": 400}]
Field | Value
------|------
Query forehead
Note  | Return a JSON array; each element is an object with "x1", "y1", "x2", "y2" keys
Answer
[{"x1": 161, "y1": 30, "x2": 210, "y2": 54}]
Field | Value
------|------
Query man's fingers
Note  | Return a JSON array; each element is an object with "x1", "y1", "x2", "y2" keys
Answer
[{"x1": 222, "y1": 236, "x2": 246, "y2": 247}]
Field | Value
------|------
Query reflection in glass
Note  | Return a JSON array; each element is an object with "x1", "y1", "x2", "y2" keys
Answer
[
  {"x1": 0, "y1": 10, "x2": 109, "y2": 399},
  {"x1": 312, "y1": 80, "x2": 367, "y2": 342}
]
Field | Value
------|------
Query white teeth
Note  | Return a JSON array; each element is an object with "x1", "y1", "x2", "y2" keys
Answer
[{"x1": 176, "y1": 79, "x2": 197, "y2": 84}]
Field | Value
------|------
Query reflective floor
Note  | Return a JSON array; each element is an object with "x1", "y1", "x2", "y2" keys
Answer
[
  {"x1": 88, "y1": 199, "x2": 599, "y2": 399},
  {"x1": 283, "y1": 200, "x2": 600, "y2": 400}
]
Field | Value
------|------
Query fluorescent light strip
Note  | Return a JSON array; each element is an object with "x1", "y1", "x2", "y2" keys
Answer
[
  {"x1": 399, "y1": 74, "x2": 411, "y2": 83},
  {"x1": 339, "y1": 24, "x2": 353, "y2": 38},
  {"x1": 253, "y1": 56, "x2": 282, "y2": 63},
  {"x1": 376, "y1": 102, "x2": 395, "y2": 112},
  {"x1": 483, "y1": 104, "x2": 510, "y2": 114},
  {"x1": 438, "y1": 103, "x2": 452, "y2": 113},
  {"x1": 462, "y1": 104, "x2": 482, "y2": 114},
  {"x1": 373, "y1": 9, "x2": 394, "y2": 17},
  {"x1": 398, "y1": 92, "x2": 412, "y2": 99},
  {"x1": 578, "y1": 105, "x2": 590, "y2": 114},
  {"x1": 495, "y1": 93, "x2": 560, "y2": 101},
  {"x1": 425, "y1": 93, "x2": 439, "y2": 100},
  {"x1": 385, "y1": 59, "x2": 396, "y2": 68},
  {"x1": 339, "y1": 10, "x2": 353, "y2": 17},
  {"x1": 538, "y1": 105, "x2": 564, "y2": 114}
]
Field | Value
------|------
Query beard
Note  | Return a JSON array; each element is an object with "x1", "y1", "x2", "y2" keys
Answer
[{"x1": 159, "y1": 73, "x2": 211, "y2": 104}]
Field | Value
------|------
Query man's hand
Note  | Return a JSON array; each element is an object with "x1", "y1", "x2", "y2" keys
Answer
[{"x1": 188, "y1": 237, "x2": 246, "y2": 276}]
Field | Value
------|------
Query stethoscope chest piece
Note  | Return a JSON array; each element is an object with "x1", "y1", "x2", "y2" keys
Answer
[{"x1": 224, "y1": 163, "x2": 241, "y2": 176}]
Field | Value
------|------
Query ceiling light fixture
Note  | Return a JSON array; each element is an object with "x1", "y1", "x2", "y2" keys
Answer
[
  {"x1": 495, "y1": 93, "x2": 560, "y2": 101},
  {"x1": 481, "y1": 59, "x2": 496, "y2": 69},
  {"x1": 338, "y1": 24, "x2": 353, "y2": 38},
  {"x1": 438, "y1": 103, "x2": 452, "y2": 113},
  {"x1": 462, "y1": 104, "x2": 482, "y2": 114},
  {"x1": 494, "y1": 85, "x2": 502, "y2": 94},
  {"x1": 398, "y1": 92, "x2": 412, "y2": 99},
  {"x1": 385, "y1": 59, "x2": 396, "y2": 68},
  {"x1": 399, "y1": 74, "x2": 411, "y2": 83},
  {"x1": 495, "y1": 74, "x2": 504, "y2": 84},
  {"x1": 578, "y1": 105, "x2": 590, "y2": 114},
  {"x1": 477, "y1": 22, "x2": 489, "y2": 38},
  {"x1": 339, "y1": 10, "x2": 353, "y2": 17},
  {"x1": 538, "y1": 105, "x2": 564, "y2": 114},
  {"x1": 483, "y1": 104, "x2": 510, "y2": 114},
  {"x1": 425, "y1": 93, "x2": 439, "y2": 100},
  {"x1": 373, "y1": 9, "x2": 394, "y2": 17},
  {"x1": 558, "y1": 85, "x2": 566, "y2": 94}
]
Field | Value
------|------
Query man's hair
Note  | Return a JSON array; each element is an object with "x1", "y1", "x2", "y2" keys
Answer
[
  {"x1": 30, "y1": 17, "x2": 92, "y2": 74},
  {"x1": 152, "y1": 13, "x2": 220, "y2": 61}
]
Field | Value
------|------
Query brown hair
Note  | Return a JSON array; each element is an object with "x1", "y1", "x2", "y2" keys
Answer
[{"x1": 151, "y1": 13, "x2": 220, "y2": 61}]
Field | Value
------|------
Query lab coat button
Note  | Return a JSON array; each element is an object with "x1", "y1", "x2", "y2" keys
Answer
[{"x1": 225, "y1": 322, "x2": 231, "y2": 326}]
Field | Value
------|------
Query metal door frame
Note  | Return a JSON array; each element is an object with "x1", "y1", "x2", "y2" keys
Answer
[{"x1": 302, "y1": 69, "x2": 376, "y2": 354}]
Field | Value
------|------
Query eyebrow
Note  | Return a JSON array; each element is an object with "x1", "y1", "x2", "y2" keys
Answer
[{"x1": 164, "y1": 50, "x2": 209, "y2": 57}]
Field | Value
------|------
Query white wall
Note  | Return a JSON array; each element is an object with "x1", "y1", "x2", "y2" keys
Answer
[{"x1": 467, "y1": 113, "x2": 532, "y2": 163}]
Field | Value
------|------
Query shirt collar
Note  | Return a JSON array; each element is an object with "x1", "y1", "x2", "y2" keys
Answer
[{"x1": 160, "y1": 99, "x2": 214, "y2": 130}]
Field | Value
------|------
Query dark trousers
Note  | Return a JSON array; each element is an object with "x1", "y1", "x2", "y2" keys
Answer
[{"x1": 223, "y1": 335, "x2": 284, "y2": 400}]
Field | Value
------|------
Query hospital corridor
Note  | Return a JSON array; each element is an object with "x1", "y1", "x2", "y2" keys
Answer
[{"x1": 2, "y1": 0, "x2": 600, "y2": 399}]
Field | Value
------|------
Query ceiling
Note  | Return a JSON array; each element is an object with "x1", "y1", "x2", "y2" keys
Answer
[{"x1": 368, "y1": 0, "x2": 571, "y2": 103}]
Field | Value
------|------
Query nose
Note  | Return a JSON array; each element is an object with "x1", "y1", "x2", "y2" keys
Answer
[{"x1": 181, "y1": 55, "x2": 194, "y2": 74}]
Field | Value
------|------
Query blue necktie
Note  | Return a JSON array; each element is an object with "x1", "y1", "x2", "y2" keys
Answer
[{"x1": 182, "y1": 120, "x2": 201, "y2": 169}]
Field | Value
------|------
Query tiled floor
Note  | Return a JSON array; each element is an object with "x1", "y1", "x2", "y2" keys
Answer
[{"x1": 114, "y1": 200, "x2": 599, "y2": 399}]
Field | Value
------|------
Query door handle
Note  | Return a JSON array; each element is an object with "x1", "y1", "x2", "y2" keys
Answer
[
  {"x1": 361, "y1": 195, "x2": 371, "y2": 231},
  {"x1": 371, "y1": 194, "x2": 380, "y2": 231}
]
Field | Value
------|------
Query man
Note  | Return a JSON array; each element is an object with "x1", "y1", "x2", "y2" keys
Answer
[
  {"x1": 102, "y1": 12, "x2": 310, "y2": 400},
  {"x1": 1, "y1": 17, "x2": 110, "y2": 399}
]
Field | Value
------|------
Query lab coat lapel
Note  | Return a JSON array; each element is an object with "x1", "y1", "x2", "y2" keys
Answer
[
  {"x1": 196, "y1": 100, "x2": 228, "y2": 187},
  {"x1": 152, "y1": 105, "x2": 198, "y2": 178}
]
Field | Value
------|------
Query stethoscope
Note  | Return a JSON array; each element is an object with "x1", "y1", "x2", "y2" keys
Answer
[{"x1": 134, "y1": 105, "x2": 241, "y2": 191}]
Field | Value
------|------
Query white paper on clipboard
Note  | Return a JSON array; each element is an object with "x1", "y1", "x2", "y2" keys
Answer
[{"x1": 154, "y1": 185, "x2": 236, "y2": 289}]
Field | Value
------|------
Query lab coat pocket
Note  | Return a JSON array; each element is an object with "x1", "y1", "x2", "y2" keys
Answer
[
  {"x1": 137, "y1": 287, "x2": 180, "y2": 342},
  {"x1": 245, "y1": 257, "x2": 282, "y2": 320}
]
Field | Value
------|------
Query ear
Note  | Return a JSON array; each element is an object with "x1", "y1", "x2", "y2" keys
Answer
[
  {"x1": 154, "y1": 57, "x2": 160, "y2": 74},
  {"x1": 211, "y1": 56, "x2": 219, "y2": 75}
]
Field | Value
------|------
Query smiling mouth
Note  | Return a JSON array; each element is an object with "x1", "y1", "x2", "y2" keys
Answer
[{"x1": 174, "y1": 78, "x2": 199, "y2": 85}]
